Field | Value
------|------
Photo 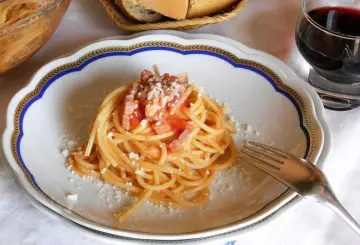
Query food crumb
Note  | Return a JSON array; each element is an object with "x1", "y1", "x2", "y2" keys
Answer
[
  {"x1": 66, "y1": 193, "x2": 78, "y2": 202},
  {"x1": 242, "y1": 123, "x2": 252, "y2": 132},
  {"x1": 61, "y1": 149, "x2": 69, "y2": 158}
]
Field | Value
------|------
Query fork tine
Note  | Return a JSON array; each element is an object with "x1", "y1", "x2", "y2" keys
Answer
[
  {"x1": 240, "y1": 149, "x2": 281, "y2": 170},
  {"x1": 243, "y1": 145, "x2": 284, "y2": 164},
  {"x1": 239, "y1": 155, "x2": 287, "y2": 187},
  {"x1": 247, "y1": 141, "x2": 288, "y2": 159},
  {"x1": 238, "y1": 154, "x2": 280, "y2": 173}
]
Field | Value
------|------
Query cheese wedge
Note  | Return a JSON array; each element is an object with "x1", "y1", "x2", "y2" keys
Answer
[
  {"x1": 187, "y1": 0, "x2": 239, "y2": 19},
  {"x1": 133, "y1": 0, "x2": 189, "y2": 20}
]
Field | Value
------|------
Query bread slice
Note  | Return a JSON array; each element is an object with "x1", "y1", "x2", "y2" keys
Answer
[
  {"x1": 133, "y1": 0, "x2": 189, "y2": 20},
  {"x1": 187, "y1": 0, "x2": 239, "y2": 19},
  {"x1": 114, "y1": 0, "x2": 163, "y2": 23}
]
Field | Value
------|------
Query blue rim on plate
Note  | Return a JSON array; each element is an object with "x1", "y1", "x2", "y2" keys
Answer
[{"x1": 7, "y1": 41, "x2": 319, "y2": 242}]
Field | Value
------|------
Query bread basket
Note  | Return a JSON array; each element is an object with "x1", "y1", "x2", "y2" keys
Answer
[{"x1": 98, "y1": 0, "x2": 248, "y2": 32}]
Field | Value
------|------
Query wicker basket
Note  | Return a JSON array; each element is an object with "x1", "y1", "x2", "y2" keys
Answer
[{"x1": 98, "y1": 0, "x2": 248, "y2": 32}]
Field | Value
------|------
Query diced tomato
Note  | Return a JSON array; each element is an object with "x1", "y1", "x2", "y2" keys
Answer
[
  {"x1": 163, "y1": 73, "x2": 172, "y2": 81},
  {"x1": 152, "y1": 121, "x2": 172, "y2": 134},
  {"x1": 166, "y1": 114, "x2": 188, "y2": 134},
  {"x1": 121, "y1": 69, "x2": 191, "y2": 139}
]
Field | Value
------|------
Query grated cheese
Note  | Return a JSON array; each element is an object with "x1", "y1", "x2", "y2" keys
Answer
[
  {"x1": 128, "y1": 152, "x2": 140, "y2": 160},
  {"x1": 135, "y1": 168, "x2": 145, "y2": 176},
  {"x1": 66, "y1": 194, "x2": 78, "y2": 202},
  {"x1": 140, "y1": 119, "x2": 148, "y2": 126},
  {"x1": 61, "y1": 149, "x2": 69, "y2": 158},
  {"x1": 147, "y1": 84, "x2": 165, "y2": 101},
  {"x1": 107, "y1": 132, "x2": 114, "y2": 139}
]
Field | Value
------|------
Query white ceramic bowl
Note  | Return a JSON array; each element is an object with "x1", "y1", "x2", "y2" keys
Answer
[{"x1": 2, "y1": 33, "x2": 331, "y2": 243}]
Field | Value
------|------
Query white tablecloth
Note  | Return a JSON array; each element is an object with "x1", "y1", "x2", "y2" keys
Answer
[{"x1": 1, "y1": 0, "x2": 360, "y2": 244}]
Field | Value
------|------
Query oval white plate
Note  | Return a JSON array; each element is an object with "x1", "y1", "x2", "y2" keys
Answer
[{"x1": 3, "y1": 33, "x2": 331, "y2": 241}]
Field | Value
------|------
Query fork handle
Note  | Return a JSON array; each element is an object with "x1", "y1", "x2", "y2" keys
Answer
[{"x1": 324, "y1": 192, "x2": 360, "y2": 236}]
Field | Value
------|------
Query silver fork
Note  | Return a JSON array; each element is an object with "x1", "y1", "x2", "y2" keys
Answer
[{"x1": 240, "y1": 141, "x2": 360, "y2": 236}]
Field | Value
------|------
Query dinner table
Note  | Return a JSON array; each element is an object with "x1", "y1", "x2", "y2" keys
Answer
[{"x1": 1, "y1": 0, "x2": 360, "y2": 244}]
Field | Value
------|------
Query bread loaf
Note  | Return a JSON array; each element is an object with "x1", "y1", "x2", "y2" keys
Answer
[
  {"x1": 133, "y1": 0, "x2": 189, "y2": 20},
  {"x1": 187, "y1": 0, "x2": 239, "y2": 19},
  {"x1": 114, "y1": 0, "x2": 163, "y2": 23}
]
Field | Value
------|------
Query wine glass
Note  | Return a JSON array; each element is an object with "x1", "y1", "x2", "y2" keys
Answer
[{"x1": 295, "y1": 0, "x2": 360, "y2": 110}]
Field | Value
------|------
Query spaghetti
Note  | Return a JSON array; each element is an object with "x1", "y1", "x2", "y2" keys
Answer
[{"x1": 69, "y1": 67, "x2": 238, "y2": 221}]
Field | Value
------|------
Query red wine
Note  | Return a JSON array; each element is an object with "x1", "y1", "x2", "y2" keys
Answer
[{"x1": 296, "y1": 7, "x2": 360, "y2": 83}]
